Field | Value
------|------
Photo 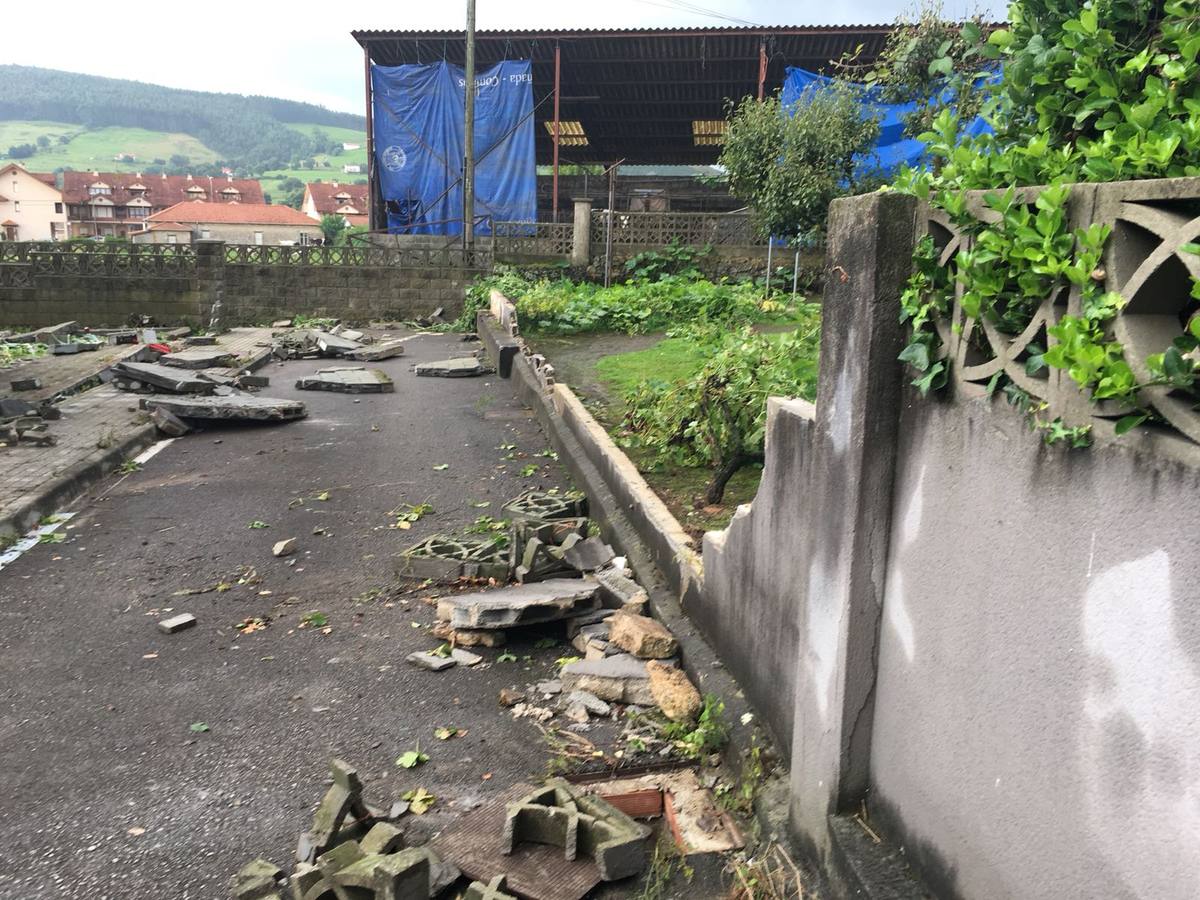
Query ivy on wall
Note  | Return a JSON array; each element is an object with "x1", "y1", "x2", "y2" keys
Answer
[{"x1": 891, "y1": 0, "x2": 1200, "y2": 443}]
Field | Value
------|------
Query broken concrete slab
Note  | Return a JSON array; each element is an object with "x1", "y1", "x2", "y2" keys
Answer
[
  {"x1": 646, "y1": 660, "x2": 702, "y2": 722},
  {"x1": 595, "y1": 568, "x2": 650, "y2": 613},
  {"x1": 502, "y1": 490, "x2": 589, "y2": 526},
  {"x1": 185, "y1": 335, "x2": 218, "y2": 346},
  {"x1": 159, "y1": 348, "x2": 236, "y2": 369},
  {"x1": 571, "y1": 622, "x2": 611, "y2": 656},
  {"x1": 359, "y1": 822, "x2": 405, "y2": 856},
  {"x1": 413, "y1": 357, "x2": 495, "y2": 378},
  {"x1": 157, "y1": 613, "x2": 197, "y2": 634},
  {"x1": 142, "y1": 392, "x2": 306, "y2": 422},
  {"x1": 311, "y1": 330, "x2": 364, "y2": 357},
  {"x1": 437, "y1": 578, "x2": 599, "y2": 630},
  {"x1": 558, "y1": 536, "x2": 615, "y2": 573},
  {"x1": 608, "y1": 612, "x2": 678, "y2": 660},
  {"x1": 343, "y1": 340, "x2": 406, "y2": 362},
  {"x1": 433, "y1": 622, "x2": 508, "y2": 648},
  {"x1": 451, "y1": 648, "x2": 483, "y2": 667},
  {"x1": 407, "y1": 651, "x2": 456, "y2": 672},
  {"x1": 111, "y1": 361, "x2": 216, "y2": 394},
  {"x1": 0, "y1": 398, "x2": 37, "y2": 419},
  {"x1": 498, "y1": 688, "x2": 526, "y2": 707},
  {"x1": 236, "y1": 374, "x2": 270, "y2": 388},
  {"x1": 10, "y1": 377, "x2": 40, "y2": 392},
  {"x1": 560, "y1": 655, "x2": 654, "y2": 705},
  {"x1": 564, "y1": 608, "x2": 616, "y2": 639},
  {"x1": 502, "y1": 779, "x2": 651, "y2": 881},
  {"x1": 295, "y1": 367, "x2": 394, "y2": 394},
  {"x1": 565, "y1": 690, "x2": 611, "y2": 718},
  {"x1": 150, "y1": 406, "x2": 191, "y2": 437},
  {"x1": 515, "y1": 537, "x2": 575, "y2": 584},
  {"x1": 307, "y1": 759, "x2": 374, "y2": 858}
]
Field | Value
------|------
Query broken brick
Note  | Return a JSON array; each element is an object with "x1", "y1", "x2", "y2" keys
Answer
[{"x1": 607, "y1": 612, "x2": 678, "y2": 659}]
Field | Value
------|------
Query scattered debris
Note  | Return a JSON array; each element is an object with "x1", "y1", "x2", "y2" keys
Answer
[
  {"x1": 560, "y1": 655, "x2": 655, "y2": 706},
  {"x1": 150, "y1": 406, "x2": 191, "y2": 437},
  {"x1": 451, "y1": 648, "x2": 483, "y2": 667},
  {"x1": 465, "y1": 873, "x2": 518, "y2": 900},
  {"x1": 608, "y1": 612, "x2": 679, "y2": 659},
  {"x1": 595, "y1": 568, "x2": 650, "y2": 614},
  {"x1": 407, "y1": 651, "x2": 457, "y2": 672},
  {"x1": 159, "y1": 348, "x2": 237, "y2": 369},
  {"x1": 111, "y1": 360, "x2": 217, "y2": 394},
  {"x1": 10, "y1": 377, "x2": 40, "y2": 392},
  {"x1": 157, "y1": 613, "x2": 197, "y2": 634},
  {"x1": 272, "y1": 538, "x2": 297, "y2": 558},
  {"x1": 498, "y1": 688, "x2": 526, "y2": 708},
  {"x1": 344, "y1": 340, "x2": 406, "y2": 362},
  {"x1": 503, "y1": 779, "x2": 651, "y2": 881},
  {"x1": 646, "y1": 661, "x2": 703, "y2": 722},
  {"x1": 295, "y1": 367, "x2": 395, "y2": 394},
  {"x1": 398, "y1": 535, "x2": 511, "y2": 582}
]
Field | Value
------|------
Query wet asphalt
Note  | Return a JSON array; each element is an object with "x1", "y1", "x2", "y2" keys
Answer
[{"x1": 0, "y1": 334, "x2": 592, "y2": 899}]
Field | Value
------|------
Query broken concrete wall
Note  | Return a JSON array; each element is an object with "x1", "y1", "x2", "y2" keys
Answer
[
  {"x1": 699, "y1": 397, "x2": 815, "y2": 751},
  {"x1": 0, "y1": 239, "x2": 481, "y2": 328},
  {"x1": 698, "y1": 183, "x2": 1200, "y2": 897}
]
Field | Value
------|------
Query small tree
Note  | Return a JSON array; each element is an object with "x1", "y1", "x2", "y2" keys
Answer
[
  {"x1": 319, "y1": 213, "x2": 346, "y2": 244},
  {"x1": 36, "y1": 135, "x2": 50, "y2": 149},
  {"x1": 720, "y1": 82, "x2": 881, "y2": 244},
  {"x1": 860, "y1": 0, "x2": 994, "y2": 141}
]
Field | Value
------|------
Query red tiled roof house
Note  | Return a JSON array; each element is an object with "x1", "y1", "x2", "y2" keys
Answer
[
  {"x1": 301, "y1": 181, "x2": 369, "y2": 229},
  {"x1": 132, "y1": 200, "x2": 321, "y2": 246},
  {"x1": 62, "y1": 171, "x2": 264, "y2": 239}
]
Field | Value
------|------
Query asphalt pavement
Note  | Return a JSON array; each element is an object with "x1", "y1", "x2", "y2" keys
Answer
[{"x1": 0, "y1": 334, "x2": 593, "y2": 899}]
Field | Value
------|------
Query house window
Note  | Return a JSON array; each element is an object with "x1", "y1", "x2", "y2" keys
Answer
[
  {"x1": 94, "y1": 205, "x2": 113, "y2": 219},
  {"x1": 54, "y1": 202, "x2": 63, "y2": 214},
  {"x1": 89, "y1": 185, "x2": 112, "y2": 196},
  {"x1": 200, "y1": 230, "x2": 211, "y2": 239},
  {"x1": 299, "y1": 232, "x2": 313, "y2": 246},
  {"x1": 167, "y1": 234, "x2": 177, "y2": 245},
  {"x1": 254, "y1": 232, "x2": 263, "y2": 245},
  {"x1": 127, "y1": 206, "x2": 148, "y2": 218},
  {"x1": 13, "y1": 201, "x2": 19, "y2": 212}
]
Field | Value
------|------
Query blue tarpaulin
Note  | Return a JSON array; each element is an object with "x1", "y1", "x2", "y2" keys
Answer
[
  {"x1": 781, "y1": 67, "x2": 992, "y2": 174},
  {"x1": 371, "y1": 59, "x2": 535, "y2": 235}
]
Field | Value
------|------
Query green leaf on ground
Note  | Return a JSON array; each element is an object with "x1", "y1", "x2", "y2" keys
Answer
[
  {"x1": 402, "y1": 787, "x2": 436, "y2": 814},
  {"x1": 395, "y1": 747, "x2": 429, "y2": 769},
  {"x1": 189, "y1": 722, "x2": 210, "y2": 733},
  {"x1": 248, "y1": 521, "x2": 271, "y2": 529}
]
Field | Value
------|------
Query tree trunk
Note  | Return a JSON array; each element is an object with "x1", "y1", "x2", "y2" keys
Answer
[{"x1": 703, "y1": 451, "x2": 763, "y2": 505}]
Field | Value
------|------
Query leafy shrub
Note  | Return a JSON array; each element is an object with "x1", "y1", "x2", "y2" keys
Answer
[
  {"x1": 460, "y1": 268, "x2": 785, "y2": 335},
  {"x1": 619, "y1": 310, "x2": 822, "y2": 503},
  {"x1": 623, "y1": 240, "x2": 711, "y2": 281}
]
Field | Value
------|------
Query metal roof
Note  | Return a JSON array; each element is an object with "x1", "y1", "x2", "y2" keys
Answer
[{"x1": 352, "y1": 25, "x2": 894, "y2": 165}]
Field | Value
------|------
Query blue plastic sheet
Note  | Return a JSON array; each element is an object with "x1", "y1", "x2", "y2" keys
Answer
[
  {"x1": 781, "y1": 67, "x2": 992, "y2": 175},
  {"x1": 371, "y1": 59, "x2": 535, "y2": 235}
]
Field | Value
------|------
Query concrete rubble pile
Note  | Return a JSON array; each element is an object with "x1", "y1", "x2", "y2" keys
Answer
[
  {"x1": 101, "y1": 336, "x2": 306, "y2": 435},
  {"x1": 401, "y1": 490, "x2": 702, "y2": 727},
  {"x1": 231, "y1": 758, "x2": 462, "y2": 900},
  {"x1": 3, "y1": 320, "x2": 105, "y2": 355},
  {"x1": 271, "y1": 321, "x2": 406, "y2": 364},
  {"x1": 0, "y1": 397, "x2": 60, "y2": 449}
]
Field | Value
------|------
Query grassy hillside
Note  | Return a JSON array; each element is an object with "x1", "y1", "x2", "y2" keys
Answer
[
  {"x1": 0, "y1": 65, "x2": 364, "y2": 173},
  {"x1": 0, "y1": 120, "x2": 220, "y2": 172}
]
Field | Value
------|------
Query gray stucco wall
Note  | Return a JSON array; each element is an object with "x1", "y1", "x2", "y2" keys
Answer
[{"x1": 869, "y1": 394, "x2": 1200, "y2": 900}]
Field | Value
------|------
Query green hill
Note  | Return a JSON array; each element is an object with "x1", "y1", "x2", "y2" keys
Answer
[{"x1": 0, "y1": 65, "x2": 365, "y2": 176}]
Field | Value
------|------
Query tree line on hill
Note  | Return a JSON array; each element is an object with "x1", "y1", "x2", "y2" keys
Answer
[{"x1": 0, "y1": 65, "x2": 365, "y2": 175}]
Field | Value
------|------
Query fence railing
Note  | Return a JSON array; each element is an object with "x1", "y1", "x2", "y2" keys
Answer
[
  {"x1": 0, "y1": 242, "x2": 196, "y2": 276},
  {"x1": 589, "y1": 210, "x2": 760, "y2": 247},
  {"x1": 223, "y1": 243, "x2": 492, "y2": 270},
  {"x1": 493, "y1": 220, "x2": 574, "y2": 258}
]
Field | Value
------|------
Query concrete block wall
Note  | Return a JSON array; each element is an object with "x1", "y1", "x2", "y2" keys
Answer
[{"x1": 0, "y1": 240, "x2": 477, "y2": 328}]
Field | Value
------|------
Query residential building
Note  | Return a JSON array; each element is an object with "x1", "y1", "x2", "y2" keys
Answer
[
  {"x1": 61, "y1": 171, "x2": 264, "y2": 239},
  {"x1": 301, "y1": 181, "x2": 369, "y2": 228},
  {"x1": 133, "y1": 201, "x2": 322, "y2": 245},
  {"x1": 0, "y1": 163, "x2": 67, "y2": 241}
]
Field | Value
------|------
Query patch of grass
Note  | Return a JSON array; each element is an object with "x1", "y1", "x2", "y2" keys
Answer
[
  {"x1": 0, "y1": 121, "x2": 221, "y2": 171},
  {"x1": 594, "y1": 336, "x2": 708, "y2": 398}
]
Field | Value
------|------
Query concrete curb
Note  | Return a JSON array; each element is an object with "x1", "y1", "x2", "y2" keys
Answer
[
  {"x1": 0, "y1": 422, "x2": 158, "y2": 541},
  {"x1": 477, "y1": 312, "x2": 774, "y2": 784}
]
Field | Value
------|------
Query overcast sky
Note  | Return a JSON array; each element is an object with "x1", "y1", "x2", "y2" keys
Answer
[{"x1": 6, "y1": 0, "x2": 1007, "y2": 114}]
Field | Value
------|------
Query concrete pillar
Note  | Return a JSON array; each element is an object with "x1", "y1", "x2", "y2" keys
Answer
[
  {"x1": 571, "y1": 198, "x2": 592, "y2": 267},
  {"x1": 787, "y1": 192, "x2": 915, "y2": 863},
  {"x1": 193, "y1": 239, "x2": 226, "y2": 328}
]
